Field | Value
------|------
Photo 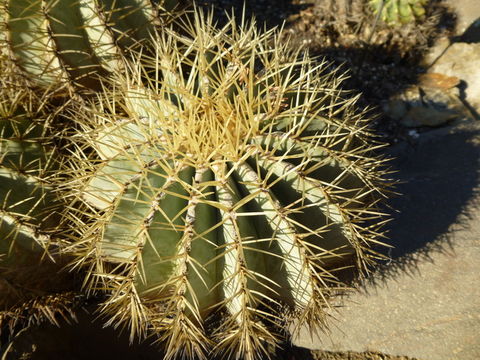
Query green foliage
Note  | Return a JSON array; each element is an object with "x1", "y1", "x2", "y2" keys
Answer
[
  {"x1": 64, "y1": 11, "x2": 391, "y2": 360},
  {"x1": 369, "y1": 0, "x2": 428, "y2": 25}
]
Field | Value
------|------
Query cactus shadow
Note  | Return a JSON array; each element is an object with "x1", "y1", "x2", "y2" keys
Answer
[
  {"x1": 453, "y1": 16, "x2": 480, "y2": 44},
  {"x1": 0, "y1": 308, "x2": 317, "y2": 360},
  {"x1": 358, "y1": 125, "x2": 480, "y2": 288},
  {"x1": 274, "y1": 343, "x2": 315, "y2": 360},
  {"x1": 198, "y1": 0, "x2": 311, "y2": 29},
  {"x1": 1, "y1": 305, "x2": 161, "y2": 360}
]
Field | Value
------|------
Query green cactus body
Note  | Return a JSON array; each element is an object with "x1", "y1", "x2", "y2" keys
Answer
[
  {"x1": 1, "y1": 0, "x2": 180, "y2": 90},
  {"x1": 0, "y1": 80, "x2": 67, "y2": 311},
  {"x1": 0, "y1": 60, "x2": 84, "y2": 351},
  {"x1": 3, "y1": 0, "x2": 66, "y2": 87},
  {"x1": 369, "y1": 0, "x2": 428, "y2": 25},
  {"x1": 67, "y1": 11, "x2": 389, "y2": 360}
]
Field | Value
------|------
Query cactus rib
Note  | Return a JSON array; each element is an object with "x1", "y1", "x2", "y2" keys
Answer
[{"x1": 2, "y1": 0, "x2": 169, "y2": 90}]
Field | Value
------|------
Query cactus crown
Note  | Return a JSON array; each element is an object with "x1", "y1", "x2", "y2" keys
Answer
[{"x1": 90, "y1": 13, "x2": 346, "y2": 167}]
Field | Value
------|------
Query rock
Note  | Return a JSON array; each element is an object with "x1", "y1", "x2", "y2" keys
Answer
[
  {"x1": 400, "y1": 104, "x2": 458, "y2": 127},
  {"x1": 383, "y1": 73, "x2": 471, "y2": 128},
  {"x1": 429, "y1": 42, "x2": 480, "y2": 110}
]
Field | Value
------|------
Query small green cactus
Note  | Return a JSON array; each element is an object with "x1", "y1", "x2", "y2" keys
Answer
[
  {"x1": 1, "y1": 0, "x2": 182, "y2": 90},
  {"x1": 64, "y1": 11, "x2": 390, "y2": 360},
  {"x1": 369, "y1": 0, "x2": 428, "y2": 25}
]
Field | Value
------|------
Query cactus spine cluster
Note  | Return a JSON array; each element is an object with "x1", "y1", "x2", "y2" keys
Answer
[
  {"x1": 1, "y1": 3, "x2": 392, "y2": 360},
  {"x1": 369, "y1": 0, "x2": 428, "y2": 25}
]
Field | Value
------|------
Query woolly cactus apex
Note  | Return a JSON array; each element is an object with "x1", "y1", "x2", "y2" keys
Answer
[
  {"x1": 369, "y1": 0, "x2": 428, "y2": 25},
  {"x1": 1, "y1": 0, "x2": 183, "y2": 90},
  {"x1": 66, "y1": 10, "x2": 390, "y2": 360}
]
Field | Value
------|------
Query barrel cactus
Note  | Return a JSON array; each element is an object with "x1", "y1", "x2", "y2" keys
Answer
[
  {"x1": 0, "y1": 61, "x2": 78, "y2": 348},
  {"x1": 1, "y1": 0, "x2": 183, "y2": 90},
  {"x1": 60, "y1": 10, "x2": 390, "y2": 360},
  {"x1": 369, "y1": 0, "x2": 428, "y2": 25},
  {"x1": 0, "y1": 85, "x2": 59, "y2": 305}
]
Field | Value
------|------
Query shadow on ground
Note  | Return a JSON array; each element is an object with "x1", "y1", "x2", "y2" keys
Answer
[
  {"x1": 358, "y1": 124, "x2": 480, "y2": 289},
  {"x1": 198, "y1": 0, "x2": 309, "y2": 29},
  {"x1": 1, "y1": 311, "x2": 418, "y2": 360},
  {"x1": 1, "y1": 308, "x2": 158, "y2": 360}
]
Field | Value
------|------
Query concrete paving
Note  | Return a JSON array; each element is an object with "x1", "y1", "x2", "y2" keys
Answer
[{"x1": 293, "y1": 122, "x2": 480, "y2": 360}]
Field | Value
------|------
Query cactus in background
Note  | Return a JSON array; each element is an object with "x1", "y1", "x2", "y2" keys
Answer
[
  {"x1": 369, "y1": 0, "x2": 428, "y2": 25},
  {"x1": 64, "y1": 10, "x2": 390, "y2": 360},
  {"x1": 0, "y1": 0, "x2": 183, "y2": 90},
  {"x1": 0, "y1": 60, "x2": 77, "y2": 344}
]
